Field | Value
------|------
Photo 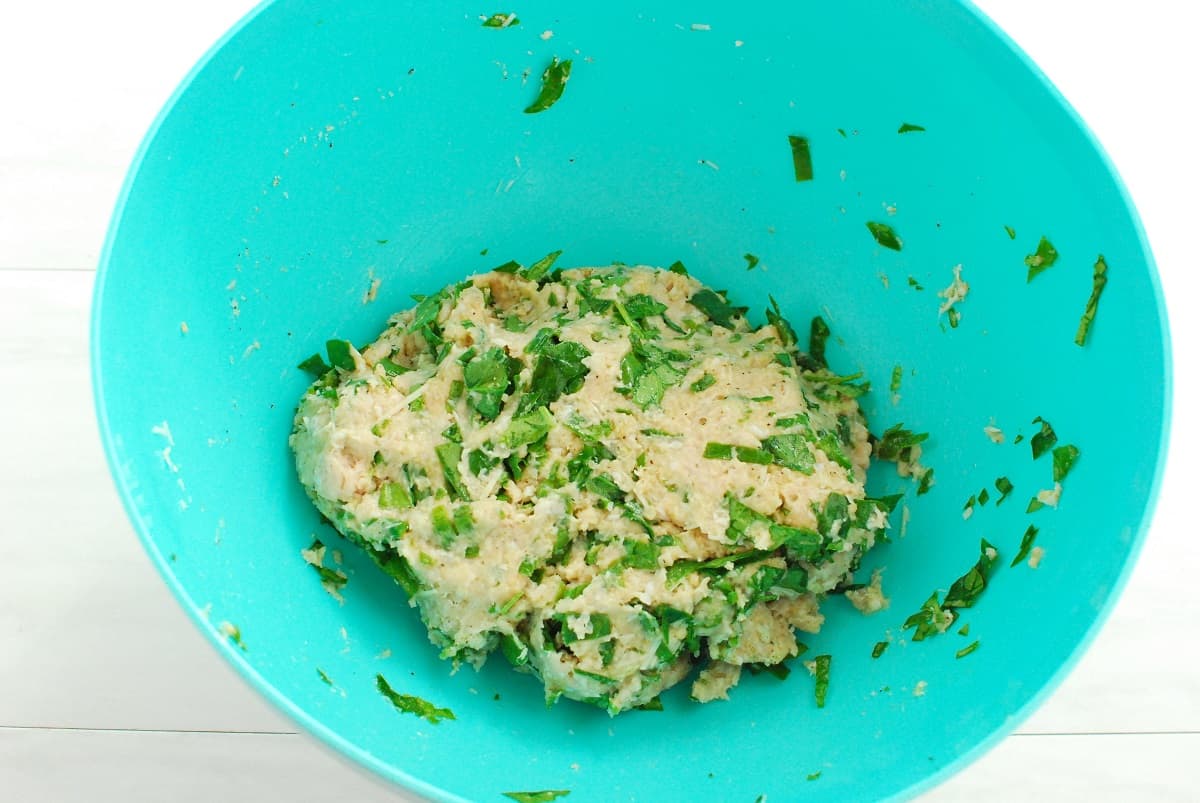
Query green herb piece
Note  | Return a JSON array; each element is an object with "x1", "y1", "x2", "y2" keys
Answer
[
  {"x1": 666, "y1": 547, "x2": 772, "y2": 586},
  {"x1": 890, "y1": 365, "x2": 902, "y2": 395},
  {"x1": 524, "y1": 57, "x2": 572, "y2": 114},
  {"x1": 464, "y1": 347, "x2": 518, "y2": 422},
  {"x1": 764, "y1": 295, "x2": 798, "y2": 351},
  {"x1": 435, "y1": 442, "x2": 468, "y2": 500},
  {"x1": 481, "y1": 12, "x2": 519, "y2": 28},
  {"x1": 994, "y1": 477, "x2": 1014, "y2": 504},
  {"x1": 504, "y1": 406, "x2": 555, "y2": 449},
  {"x1": 897, "y1": 122, "x2": 926, "y2": 133},
  {"x1": 744, "y1": 253, "x2": 761, "y2": 271},
  {"x1": 1030, "y1": 416, "x2": 1058, "y2": 459},
  {"x1": 493, "y1": 259, "x2": 521, "y2": 274},
  {"x1": 317, "y1": 668, "x2": 334, "y2": 686},
  {"x1": 947, "y1": 308, "x2": 961, "y2": 329},
  {"x1": 430, "y1": 505, "x2": 456, "y2": 545},
  {"x1": 1013, "y1": 434, "x2": 1025, "y2": 445},
  {"x1": 375, "y1": 674, "x2": 455, "y2": 724},
  {"x1": 1024, "y1": 236, "x2": 1059, "y2": 282},
  {"x1": 468, "y1": 449, "x2": 499, "y2": 476},
  {"x1": 1053, "y1": 444, "x2": 1080, "y2": 483},
  {"x1": 760, "y1": 433, "x2": 816, "y2": 474},
  {"x1": 866, "y1": 221, "x2": 902, "y2": 251},
  {"x1": 788, "y1": 135, "x2": 814, "y2": 182},
  {"x1": 813, "y1": 654, "x2": 831, "y2": 708},
  {"x1": 453, "y1": 505, "x2": 475, "y2": 535},
  {"x1": 807, "y1": 772, "x2": 822, "y2": 781},
  {"x1": 1004, "y1": 225, "x2": 1016, "y2": 240},
  {"x1": 958, "y1": 624, "x2": 970, "y2": 636},
  {"x1": 621, "y1": 293, "x2": 668, "y2": 322},
  {"x1": 378, "y1": 357, "x2": 409, "y2": 376},
  {"x1": 1011, "y1": 525, "x2": 1039, "y2": 567},
  {"x1": 963, "y1": 494, "x2": 976, "y2": 515},
  {"x1": 1075, "y1": 255, "x2": 1108, "y2": 346},
  {"x1": 1026, "y1": 496, "x2": 1044, "y2": 514},
  {"x1": 619, "y1": 340, "x2": 690, "y2": 409},
  {"x1": 917, "y1": 467, "x2": 935, "y2": 495},
  {"x1": 874, "y1": 424, "x2": 929, "y2": 461},
  {"x1": 326, "y1": 339, "x2": 356, "y2": 371},
  {"x1": 702, "y1": 442, "x2": 733, "y2": 460},
  {"x1": 956, "y1": 640, "x2": 981, "y2": 659},
  {"x1": 871, "y1": 641, "x2": 889, "y2": 659},
  {"x1": 735, "y1": 445, "x2": 773, "y2": 464},
  {"x1": 977, "y1": 488, "x2": 990, "y2": 505},
  {"x1": 522, "y1": 249, "x2": 563, "y2": 283},
  {"x1": 776, "y1": 413, "x2": 809, "y2": 429},
  {"x1": 518, "y1": 339, "x2": 591, "y2": 414},
  {"x1": 376, "y1": 552, "x2": 422, "y2": 596},
  {"x1": 688, "y1": 289, "x2": 747, "y2": 328},
  {"x1": 407, "y1": 288, "x2": 448, "y2": 332},
  {"x1": 808, "y1": 316, "x2": 831, "y2": 368},
  {"x1": 502, "y1": 791, "x2": 570, "y2": 803},
  {"x1": 907, "y1": 276, "x2": 925, "y2": 291},
  {"x1": 903, "y1": 591, "x2": 951, "y2": 642},
  {"x1": 668, "y1": 260, "x2": 689, "y2": 276},
  {"x1": 298, "y1": 353, "x2": 330, "y2": 377},
  {"x1": 944, "y1": 539, "x2": 999, "y2": 609},
  {"x1": 690, "y1": 373, "x2": 716, "y2": 392},
  {"x1": 574, "y1": 669, "x2": 617, "y2": 686},
  {"x1": 379, "y1": 480, "x2": 414, "y2": 511},
  {"x1": 635, "y1": 696, "x2": 663, "y2": 711}
]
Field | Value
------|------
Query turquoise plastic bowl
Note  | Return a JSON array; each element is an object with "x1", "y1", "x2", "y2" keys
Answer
[{"x1": 92, "y1": 2, "x2": 1171, "y2": 801}]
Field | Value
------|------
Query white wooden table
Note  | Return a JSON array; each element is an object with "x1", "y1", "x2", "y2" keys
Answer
[{"x1": 2, "y1": 2, "x2": 1195, "y2": 800}]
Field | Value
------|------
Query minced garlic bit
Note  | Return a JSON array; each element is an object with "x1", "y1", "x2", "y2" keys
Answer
[
  {"x1": 913, "y1": 680, "x2": 928, "y2": 697},
  {"x1": 1028, "y1": 546, "x2": 1045, "y2": 569},
  {"x1": 1036, "y1": 483, "x2": 1063, "y2": 509},
  {"x1": 983, "y1": 424, "x2": 1004, "y2": 444},
  {"x1": 937, "y1": 264, "x2": 969, "y2": 323}
]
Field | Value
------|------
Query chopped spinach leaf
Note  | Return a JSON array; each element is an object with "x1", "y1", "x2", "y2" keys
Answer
[
  {"x1": 874, "y1": 424, "x2": 928, "y2": 461},
  {"x1": 524, "y1": 57, "x2": 572, "y2": 114},
  {"x1": 481, "y1": 12, "x2": 519, "y2": 28},
  {"x1": 1030, "y1": 416, "x2": 1058, "y2": 459},
  {"x1": 994, "y1": 478, "x2": 1014, "y2": 506},
  {"x1": 897, "y1": 122, "x2": 926, "y2": 133},
  {"x1": 464, "y1": 347, "x2": 519, "y2": 421},
  {"x1": 326, "y1": 339, "x2": 356, "y2": 371},
  {"x1": 944, "y1": 539, "x2": 999, "y2": 609},
  {"x1": 871, "y1": 641, "x2": 889, "y2": 659},
  {"x1": 668, "y1": 260, "x2": 689, "y2": 276},
  {"x1": 1052, "y1": 444, "x2": 1080, "y2": 483},
  {"x1": 744, "y1": 253, "x2": 761, "y2": 271},
  {"x1": 890, "y1": 364, "x2": 902, "y2": 395},
  {"x1": 517, "y1": 339, "x2": 591, "y2": 415},
  {"x1": 502, "y1": 791, "x2": 570, "y2": 803},
  {"x1": 690, "y1": 373, "x2": 716, "y2": 392},
  {"x1": 813, "y1": 654, "x2": 831, "y2": 708},
  {"x1": 866, "y1": 221, "x2": 902, "y2": 251},
  {"x1": 435, "y1": 442, "x2": 468, "y2": 500},
  {"x1": 1075, "y1": 255, "x2": 1108, "y2": 346},
  {"x1": 760, "y1": 433, "x2": 816, "y2": 474},
  {"x1": 298, "y1": 353, "x2": 330, "y2": 377},
  {"x1": 1024, "y1": 236, "x2": 1059, "y2": 282},
  {"x1": 788, "y1": 134, "x2": 814, "y2": 182},
  {"x1": 956, "y1": 640, "x2": 981, "y2": 659},
  {"x1": 375, "y1": 674, "x2": 455, "y2": 724},
  {"x1": 808, "y1": 316, "x2": 831, "y2": 368},
  {"x1": 379, "y1": 480, "x2": 414, "y2": 511},
  {"x1": 619, "y1": 339, "x2": 690, "y2": 409},
  {"x1": 503, "y1": 406, "x2": 555, "y2": 449},
  {"x1": 1011, "y1": 525, "x2": 1039, "y2": 567},
  {"x1": 522, "y1": 250, "x2": 563, "y2": 283},
  {"x1": 1004, "y1": 225, "x2": 1016, "y2": 240},
  {"x1": 688, "y1": 289, "x2": 747, "y2": 328}
]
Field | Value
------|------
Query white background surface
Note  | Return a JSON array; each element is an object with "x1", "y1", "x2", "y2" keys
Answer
[{"x1": 1, "y1": 2, "x2": 1195, "y2": 801}]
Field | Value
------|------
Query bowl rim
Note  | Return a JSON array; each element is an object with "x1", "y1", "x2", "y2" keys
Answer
[{"x1": 89, "y1": 1, "x2": 1174, "y2": 800}]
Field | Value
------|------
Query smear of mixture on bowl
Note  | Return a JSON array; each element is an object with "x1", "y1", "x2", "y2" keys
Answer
[{"x1": 290, "y1": 261, "x2": 895, "y2": 713}]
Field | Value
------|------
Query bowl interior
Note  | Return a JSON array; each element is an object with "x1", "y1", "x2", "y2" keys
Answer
[{"x1": 93, "y1": 1, "x2": 1169, "y2": 800}]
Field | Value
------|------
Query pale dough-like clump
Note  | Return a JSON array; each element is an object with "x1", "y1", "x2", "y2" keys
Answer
[{"x1": 291, "y1": 265, "x2": 891, "y2": 713}]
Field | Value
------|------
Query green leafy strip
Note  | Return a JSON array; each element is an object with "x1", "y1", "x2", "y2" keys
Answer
[
  {"x1": 903, "y1": 539, "x2": 998, "y2": 641},
  {"x1": 1025, "y1": 236, "x2": 1058, "y2": 282},
  {"x1": 1030, "y1": 416, "x2": 1057, "y2": 459},
  {"x1": 788, "y1": 135, "x2": 814, "y2": 182},
  {"x1": 1010, "y1": 525, "x2": 1039, "y2": 567},
  {"x1": 503, "y1": 791, "x2": 571, "y2": 803},
  {"x1": 867, "y1": 221, "x2": 902, "y2": 251},
  {"x1": 898, "y1": 122, "x2": 926, "y2": 133},
  {"x1": 481, "y1": 12, "x2": 519, "y2": 27},
  {"x1": 956, "y1": 640, "x2": 981, "y2": 659},
  {"x1": 688, "y1": 288, "x2": 747, "y2": 328},
  {"x1": 524, "y1": 57, "x2": 572, "y2": 114},
  {"x1": 813, "y1": 654, "x2": 831, "y2": 708},
  {"x1": 375, "y1": 674, "x2": 455, "y2": 724},
  {"x1": 1053, "y1": 444, "x2": 1081, "y2": 483},
  {"x1": 1075, "y1": 255, "x2": 1108, "y2": 347}
]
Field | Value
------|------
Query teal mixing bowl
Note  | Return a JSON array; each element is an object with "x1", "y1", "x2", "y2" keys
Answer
[{"x1": 92, "y1": 1, "x2": 1171, "y2": 800}]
